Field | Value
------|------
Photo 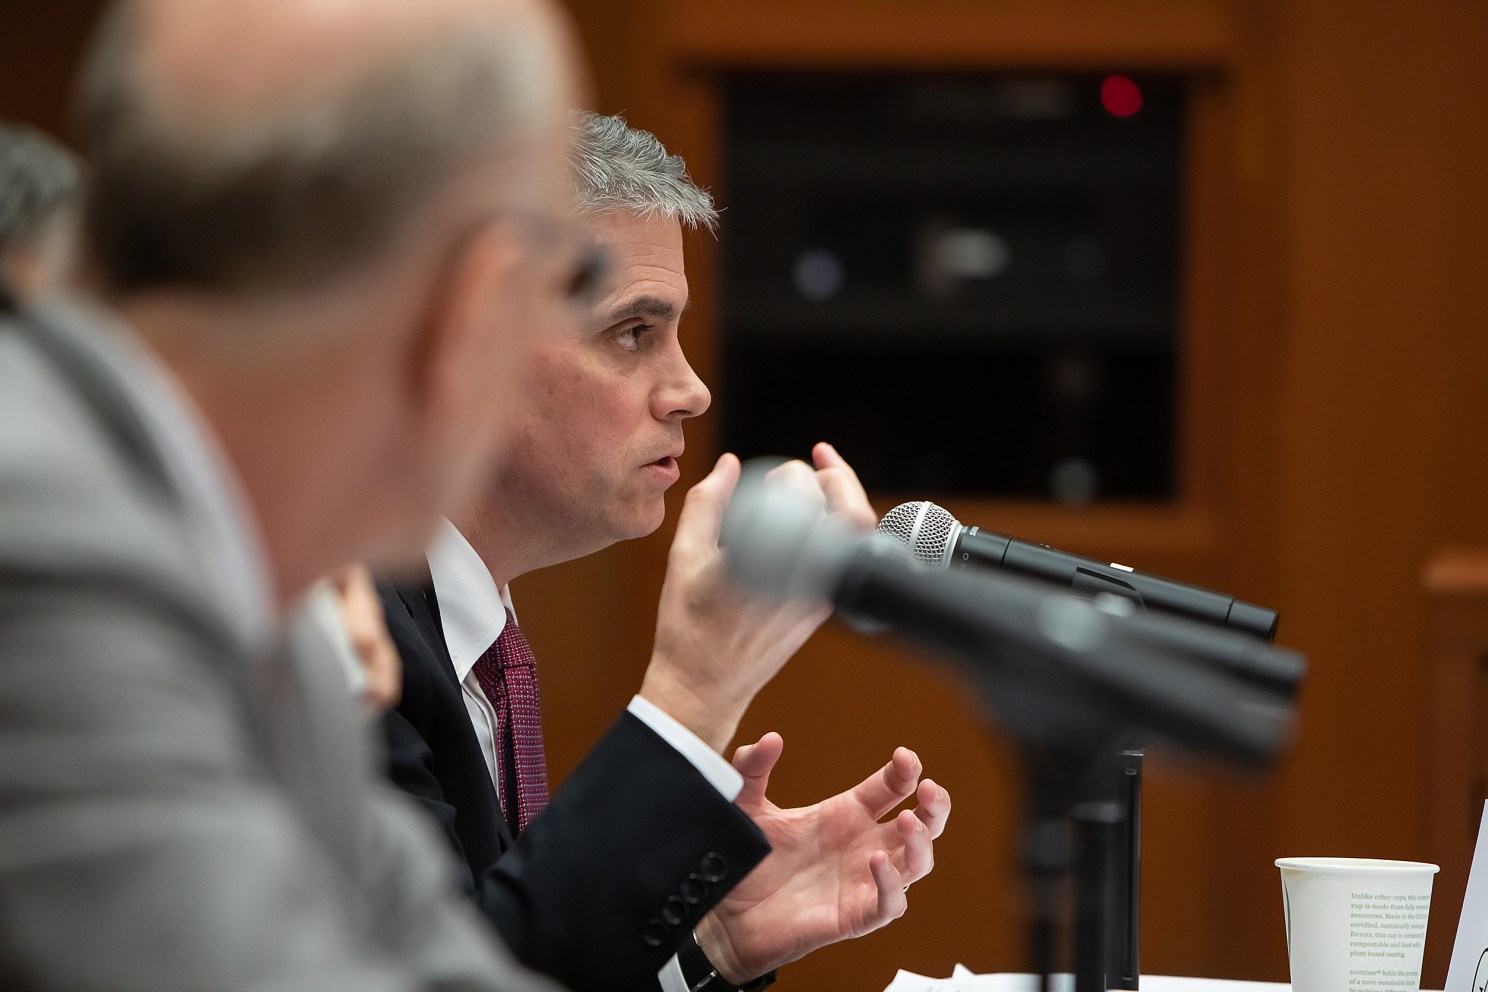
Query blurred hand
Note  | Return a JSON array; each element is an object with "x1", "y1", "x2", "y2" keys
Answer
[
  {"x1": 638, "y1": 444, "x2": 875, "y2": 752},
  {"x1": 808, "y1": 441, "x2": 876, "y2": 531},
  {"x1": 329, "y1": 563, "x2": 402, "y2": 713},
  {"x1": 694, "y1": 734, "x2": 951, "y2": 982}
]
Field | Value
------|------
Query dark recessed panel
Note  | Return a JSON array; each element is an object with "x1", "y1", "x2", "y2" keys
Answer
[{"x1": 718, "y1": 71, "x2": 1186, "y2": 501}]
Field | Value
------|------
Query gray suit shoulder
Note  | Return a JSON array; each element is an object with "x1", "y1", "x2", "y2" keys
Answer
[{"x1": 0, "y1": 309, "x2": 561, "y2": 992}]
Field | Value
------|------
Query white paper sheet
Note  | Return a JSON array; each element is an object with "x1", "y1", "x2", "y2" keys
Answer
[{"x1": 882, "y1": 972, "x2": 1289, "y2": 992}]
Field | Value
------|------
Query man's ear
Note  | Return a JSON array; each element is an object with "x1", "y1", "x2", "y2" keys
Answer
[{"x1": 403, "y1": 219, "x2": 529, "y2": 437}]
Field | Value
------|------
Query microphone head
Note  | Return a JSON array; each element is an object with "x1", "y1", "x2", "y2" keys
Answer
[
  {"x1": 877, "y1": 501, "x2": 960, "y2": 567},
  {"x1": 720, "y1": 459, "x2": 857, "y2": 601}
]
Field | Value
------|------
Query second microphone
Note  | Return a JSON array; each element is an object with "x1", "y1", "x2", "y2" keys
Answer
[{"x1": 877, "y1": 501, "x2": 1279, "y2": 642}]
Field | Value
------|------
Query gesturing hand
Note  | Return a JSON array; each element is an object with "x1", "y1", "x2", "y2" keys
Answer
[
  {"x1": 639, "y1": 443, "x2": 876, "y2": 752},
  {"x1": 694, "y1": 733, "x2": 952, "y2": 984}
]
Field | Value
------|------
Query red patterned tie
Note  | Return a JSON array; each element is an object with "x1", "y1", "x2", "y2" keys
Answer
[{"x1": 471, "y1": 609, "x2": 549, "y2": 835}]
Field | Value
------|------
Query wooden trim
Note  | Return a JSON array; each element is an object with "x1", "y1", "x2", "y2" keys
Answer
[
  {"x1": 661, "y1": 1, "x2": 1240, "y2": 71},
  {"x1": 1424, "y1": 549, "x2": 1488, "y2": 596}
]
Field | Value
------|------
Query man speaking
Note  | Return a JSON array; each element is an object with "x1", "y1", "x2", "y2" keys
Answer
[{"x1": 380, "y1": 113, "x2": 953, "y2": 992}]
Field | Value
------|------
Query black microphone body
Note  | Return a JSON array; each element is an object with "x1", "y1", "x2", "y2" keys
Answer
[
  {"x1": 848, "y1": 535, "x2": 1303, "y2": 697},
  {"x1": 957, "y1": 527, "x2": 1279, "y2": 642},
  {"x1": 879, "y1": 501, "x2": 1279, "y2": 642}
]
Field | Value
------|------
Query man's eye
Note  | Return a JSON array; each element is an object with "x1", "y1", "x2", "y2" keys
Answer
[{"x1": 615, "y1": 324, "x2": 651, "y2": 351}]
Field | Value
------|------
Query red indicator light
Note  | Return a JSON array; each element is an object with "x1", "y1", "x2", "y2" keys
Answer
[{"x1": 1100, "y1": 75, "x2": 1143, "y2": 117}]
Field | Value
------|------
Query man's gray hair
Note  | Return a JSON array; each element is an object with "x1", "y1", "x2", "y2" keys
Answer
[
  {"x1": 0, "y1": 124, "x2": 82, "y2": 250},
  {"x1": 570, "y1": 112, "x2": 717, "y2": 232},
  {"x1": 78, "y1": 2, "x2": 552, "y2": 296}
]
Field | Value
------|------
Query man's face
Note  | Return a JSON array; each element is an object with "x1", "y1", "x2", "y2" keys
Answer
[{"x1": 492, "y1": 209, "x2": 710, "y2": 558}]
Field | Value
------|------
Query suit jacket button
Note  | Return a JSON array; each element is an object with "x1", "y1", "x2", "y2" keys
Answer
[
  {"x1": 699, "y1": 851, "x2": 729, "y2": 883},
  {"x1": 642, "y1": 919, "x2": 670, "y2": 947},
  {"x1": 681, "y1": 872, "x2": 709, "y2": 904},
  {"x1": 662, "y1": 895, "x2": 688, "y2": 926}
]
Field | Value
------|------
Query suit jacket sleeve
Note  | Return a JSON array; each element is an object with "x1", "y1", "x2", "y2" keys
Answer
[{"x1": 380, "y1": 587, "x2": 771, "y2": 992}]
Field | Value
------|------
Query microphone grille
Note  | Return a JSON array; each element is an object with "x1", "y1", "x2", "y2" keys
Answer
[
  {"x1": 721, "y1": 459, "x2": 856, "y2": 601},
  {"x1": 876, "y1": 501, "x2": 959, "y2": 566}
]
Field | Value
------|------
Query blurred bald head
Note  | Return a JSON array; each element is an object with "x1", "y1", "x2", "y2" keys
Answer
[
  {"x1": 63, "y1": 0, "x2": 588, "y2": 600},
  {"x1": 80, "y1": 0, "x2": 572, "y2": 297}
]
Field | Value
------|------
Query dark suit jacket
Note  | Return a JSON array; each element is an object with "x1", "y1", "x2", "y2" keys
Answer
[{"x1": 379, "y1": 580, "x2": 770, "y2": 992}]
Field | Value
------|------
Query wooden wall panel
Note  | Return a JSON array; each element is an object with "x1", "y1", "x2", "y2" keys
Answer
[
  {"x1": 1240, "y1": 4, "x2": 1488, "y2": 986},
  {"x1": 3, "y1": 2, "x2": 1486, "y2": 989},
  {"x1": 0, "y1": 1, "x2": 105, "y2": 140}
]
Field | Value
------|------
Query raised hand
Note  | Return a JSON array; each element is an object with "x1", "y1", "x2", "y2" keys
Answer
[
  {"x1": 810, "y1": 441, "x2": 876, "y2": 531},
  {"x1": 639, "y1": 444, "x2": 876, "y2": 752},
  {"x1": 694, "y1": 734, "x2": 952, "y2": 983}
]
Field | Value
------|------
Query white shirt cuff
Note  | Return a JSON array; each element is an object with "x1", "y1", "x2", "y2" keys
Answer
[
  {"x1": 627, "y1": 695, "x2": 743, "y2": 801},
  {"x1": 658, "y1": 952, "x2": 689, "y2": 992}
]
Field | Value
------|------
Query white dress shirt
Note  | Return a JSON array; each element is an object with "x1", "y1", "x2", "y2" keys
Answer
[{"x1": 424, "y1": 520, "x2": 745, "y2": 992}]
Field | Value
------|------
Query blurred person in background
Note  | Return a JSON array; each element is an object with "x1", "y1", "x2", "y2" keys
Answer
[
  {"x1": 379, "y1": 112, "x2": 952, "y2": 992},
  {"x1": 0, "y1": 125, "x2": 408, "y2": 718},
  {"x1": 0, "y1": 0, "x2": 591, "y2": 988},
  {"x1": 0, "y1": 122, "x2": 82, "y2": 309}
]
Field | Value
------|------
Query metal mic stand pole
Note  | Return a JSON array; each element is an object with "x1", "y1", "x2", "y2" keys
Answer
[
  {"x1": 1109, "y1": 750, "x2": 1143, "y2": 991},
  {"x1": 1018, "y1": 740, "x2": 1139, "y2": 992},
  {"x1": 1021, "y1": 746, "x2": 1077, "y2": 992},
  {"x1": 1071, "y1": 748, "x2": 1144, "y2": 992},
  {"x1": 1020, "y1": 740, "x2": 1123, "y2": 992},
  {"x1": 1072, "y1": 796, "x2": 1121, "y2": 992}
]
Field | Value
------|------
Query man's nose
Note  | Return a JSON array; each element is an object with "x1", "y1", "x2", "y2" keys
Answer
[{"x1": 658, "y1": 347, "x2": 710, "y2": 420}]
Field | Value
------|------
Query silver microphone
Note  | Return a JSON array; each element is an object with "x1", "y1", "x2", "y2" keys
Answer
[{"x1": 876, "y1": 500, "x2": 1281, "y2": 643}]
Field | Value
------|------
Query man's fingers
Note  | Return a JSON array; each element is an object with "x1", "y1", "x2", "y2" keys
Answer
[
  {"x1": 811, "y1": 441, "x2": 856, "y2": 476},
  {"x1": 361, "y1": 635, "x2": 403, "y2": 711},
  {"x1": 869, "y1": 849, "x2": 909, "y2": 925},
  {"x1": 849, "y1": 746, "x2": 922, "y2": 820},
  {"x1": 732, "y1": 731, "x2": 785, "y2": 808},
  {"x1": 913, "y1": 778, "x2": 951, "y2": 840},
  {"x1": 330, "y1": 563, "x2": 403, "y2": 712},
  {"x1": 894, "y1": 808, "x2": 936, "y2": 883},
  {"x1": 762, "y1": 458, "x2": 826, "y2": 506},
  {"x1": 671, "y1": 453, "x2": 741, "y2": 554},
  {"x1": 811, "y1": 442, "x2": 877, "y2": 531}
]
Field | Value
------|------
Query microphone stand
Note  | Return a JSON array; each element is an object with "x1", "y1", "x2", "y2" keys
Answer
[
  {"x1": 969, "y1": 641, "x2": 1285, "y2": 992},
  {"x1": 1070, "y1": 749, "x2": 1142, "y2": 992},
  {"x1": 1018, "y1": 740, "x2": 1132, "y2": 992},
  {"x1": 987, "y1": 675, "x2": 1137, "y2": 992},
  {"x1": 1020, "y1": 743, "x2": 1083, "y2": 992}
]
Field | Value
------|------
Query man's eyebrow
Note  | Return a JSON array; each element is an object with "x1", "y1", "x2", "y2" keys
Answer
[{"x1": 601, "y1": 295, "x2": 689, "y2": 324}]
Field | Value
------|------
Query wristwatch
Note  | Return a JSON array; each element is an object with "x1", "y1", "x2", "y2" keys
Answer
[{"x1": 678, "y1": 929, "x2": 778, "y2": 992}]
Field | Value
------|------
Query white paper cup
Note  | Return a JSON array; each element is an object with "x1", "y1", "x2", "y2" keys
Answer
[{"x1": 1277, "y1": 857, "x2": 1439, "y2": 992}]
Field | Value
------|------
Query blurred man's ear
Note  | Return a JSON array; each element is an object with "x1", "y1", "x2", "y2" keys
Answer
[
  {"x1": 397, "y1": 215, "x2": 542, "y2": 525},
  {"x1": 405, "y1": 218, "x2": 531, "y2": 441}
]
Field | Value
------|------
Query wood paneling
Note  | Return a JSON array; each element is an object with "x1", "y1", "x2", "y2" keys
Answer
[
  {"x1": 0, "y1": 1, "x2": 106, "y2": 141},
  {"x1": 3, "y1": 1, "x2": 1487, "y2": 988}
]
